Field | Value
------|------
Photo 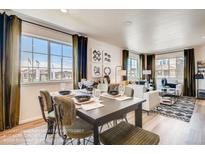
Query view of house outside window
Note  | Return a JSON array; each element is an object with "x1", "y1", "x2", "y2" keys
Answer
[{"x1": 20, "y1": 35, "x2": 72, "y2": 83}]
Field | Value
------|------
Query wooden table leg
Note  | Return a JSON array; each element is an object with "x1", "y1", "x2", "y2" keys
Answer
[
  {"x1": 135, "y1": 104, "x2": 142, "y2": 128},
  {"x1": 93, "y1": 124, "x2": 99, "y2": 145}
]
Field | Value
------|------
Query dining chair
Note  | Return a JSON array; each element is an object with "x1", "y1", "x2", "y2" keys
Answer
[
  {"x1": 120, "y1": 86, "x2": 134, "y2": 122},
  {"x1": 100, "y1": 86, "x2": 134, "y2": 132},
  {"x1": 53, "y1": 96, "x2": 93, "y2": 145},
  {"x1": 124, "y1": 86, "x2": 134, "y2": 97},
  {"x1": 100, "y1": 121, "x2": 160, "y2": 145},
  {"x1": 38, "y1": 90, "x2": 56, "y2": 144}
]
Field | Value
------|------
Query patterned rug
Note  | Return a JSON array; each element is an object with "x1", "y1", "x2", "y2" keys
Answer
[{"x1": 152, "y1": 97, "x2": 196, "y2": 122}]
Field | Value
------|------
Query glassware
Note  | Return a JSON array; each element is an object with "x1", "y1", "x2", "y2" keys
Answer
[
  {"x1": 119, "y1": 84, "x2": 125, "y2": 96},
  {"x1": 78, "y1": 82, "x2": 82, "y2": 89},
  {"x1": 93, "y1": 88, "x2": 101, "y2": 100}
]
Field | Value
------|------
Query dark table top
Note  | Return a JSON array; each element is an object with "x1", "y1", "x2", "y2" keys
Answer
[{"x1": 76, "y1": 97, "x2": 145, "y2": 125}]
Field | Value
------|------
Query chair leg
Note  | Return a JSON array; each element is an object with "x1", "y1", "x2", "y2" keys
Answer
[
  {"x1": 47, "y1": 120, "x2": 54, "y2": 134},
  {"x1": 124, "y1": 117, "x2": 128, "y2": 123},
  {"x1": 45, "y1": 132, "x2": 48, "y2": 141},
  {"x1": 62, "y1": 135, "x2": 67, "y2": 145},
  {"x1": 63, "y1": 139, "x2": 66, "y2": 145},
  {"x1": 86, "y1": 136, "x2": 92, "y2": 145},
  {"x1": 77, "y1": 139, "x2": 81, "y2": 145},
  {"x1": 99, "y1": 125, "x2": 103, "y2": 132},
  {"x1": 52, "y1": 123, "x2": 57, "y2": 145},
  {"x1": 83, "y1": 139, "x2": 86, "y2": 145}
]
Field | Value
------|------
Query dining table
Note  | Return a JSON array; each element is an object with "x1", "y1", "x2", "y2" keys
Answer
[{"x1": 51, "y1": 90, "x2": 145, "y2": 145}]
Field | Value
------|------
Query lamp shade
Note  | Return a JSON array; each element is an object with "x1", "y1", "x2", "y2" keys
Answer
[{"x1": 142, "y1": 70, "x2": 151, "y2": 75}]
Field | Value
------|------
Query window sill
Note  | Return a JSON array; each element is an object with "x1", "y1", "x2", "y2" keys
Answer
[{"x1": 21, "y1": 80, "x2": 72, "y2": 86}]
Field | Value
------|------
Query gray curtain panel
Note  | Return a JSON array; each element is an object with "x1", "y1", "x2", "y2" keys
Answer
[
  {"x1": 139, "y1": 54, "x2": 145, "y2": 79},
  {"x1": 147, "y1": 54, "x2": 156, "y2": 89},
  {"x1": 122, "y1": 50, "x2": 129, "y2": 81},
  {"x1": 72, "y1": 34, "x2": 88, "y2": 89},
  {"x1": 0, "y1": 13, "x2": 22, "y2": 131},
  {"x1": 183, "y1": 48, "x2": 196, "y2": 97}
]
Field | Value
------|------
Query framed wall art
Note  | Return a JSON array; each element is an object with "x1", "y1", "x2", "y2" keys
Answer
[{"x1": 92, "y1": 49, "x2": 102, "y2": 63}]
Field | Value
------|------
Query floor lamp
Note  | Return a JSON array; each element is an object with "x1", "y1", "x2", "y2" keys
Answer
[
  {"x1": 142, "y1": 70, "x2": 151, "y2": 81},
  {"x1": 115, "y1": 66, "x2": 127, "y2": 83}
]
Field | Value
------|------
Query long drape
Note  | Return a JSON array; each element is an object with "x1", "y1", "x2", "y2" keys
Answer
[
  {"x1": 122, "y1": 50, "x2": 129, "y2": 81},
  {"x1": 183, "y1": 48, "x2": 196, "y2": 97},
  {"x1": 147, "y1": 54, "x2": 156, "y2": 89},
  {"x1": 72, "y1": 35, "x2": 88, "y2": 89},
  {"x1": 139, "y1": 54, "x2": 145, "y2": 79},
  {"x1": 0, "y1": 13, "x2": 22, "y2": 131}
]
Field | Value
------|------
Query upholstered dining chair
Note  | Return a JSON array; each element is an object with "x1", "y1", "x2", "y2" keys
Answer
[
  {"x1": 100, "y1": 86, "x2": 134, "y2": 132},
  {"x1": 100, "y1": 121, "x2": 160, "y2": 145},
  {"x1": 124, "y1": 86, "x2": 134, "y2": 97},
  {"x1": 53, "y1": 96, "x2": 93, "y2": 145},
  {"x1": 119, "y1": 86, "x2": 134, "y2": 122},
  {"x1": 38, "y1": 90, "x2": 56, "y2": 144}
]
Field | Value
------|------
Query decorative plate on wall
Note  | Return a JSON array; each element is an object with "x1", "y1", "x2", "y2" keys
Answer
[
  {"x1": 92, "y1": 49, "x2": 102, "y2": 63},
  {"x1": 103, "y1": 51, "x2": 111, "y2": 63},
  {"x1": 92, "y1": 63, "x2": 102, "y2": 77},
  {"x1": 103, "y1": 66, "x2": 111, "y2": 76}
]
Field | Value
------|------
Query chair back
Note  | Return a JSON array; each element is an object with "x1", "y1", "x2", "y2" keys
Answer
[
  {"x1": 38, "y1": 96, "x2": 49, "y2": 122},
  {"x1": 124, "y1": 87, "x2": 134, "y2": 97},
  {"x1": 53, "y1": 96, "x2": 76, "y2": 136},
  {"x1": 107, "y1": 84, "x2": 119, "y2": 93},
  {"x1": 161, "y1": 78, "x2": 167, "y2": 87},
  {"x1": 97, "y1": 83, "x2": 108, "y2": 92},
  {"x1": 40, "y1": 90, "x2": 53, "y2": 112}
]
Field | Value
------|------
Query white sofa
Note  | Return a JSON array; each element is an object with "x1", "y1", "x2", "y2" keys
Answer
[{"x1": 128, "y1": 84, "x2": 160, "y2": 112}]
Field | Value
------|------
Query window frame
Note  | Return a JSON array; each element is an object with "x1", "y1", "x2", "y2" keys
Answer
[
  {"x1": 127, "y1": 56, "x2": 140, "y2": 81},
  {"x1": 155, "y1": 57, "x2": 184, "y2": 79},
  {"x1": 20, "y1": 34, "x2": 73, "y2": 84}
]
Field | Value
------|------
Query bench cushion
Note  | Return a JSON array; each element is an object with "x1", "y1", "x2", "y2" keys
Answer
[{"x1": 100, "y1": 122, "x2": 160, "y2": 145}]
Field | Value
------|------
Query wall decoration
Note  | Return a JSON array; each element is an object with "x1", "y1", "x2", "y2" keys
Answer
[
  {"x1": 92, "y1": 64, "x2": 102, "y2": 77},
  {"x1": 103, "y1": 51, "x2": 111, "y2": 63},
  {"x1": 103, "y1": 65, "x2": 111, "y2": 76},
  {"x1": 92, "y1": 49, "x2": 102, "y2": 63}
]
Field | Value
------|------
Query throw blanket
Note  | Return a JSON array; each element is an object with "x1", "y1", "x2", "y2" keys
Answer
[{"x1": 54, "y1": 96, "x2": 76, "y2": 126}]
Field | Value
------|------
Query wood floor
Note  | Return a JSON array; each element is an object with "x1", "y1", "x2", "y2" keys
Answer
[{"x1": 0, "y1": 99, "x2": 205, "y2": 145}]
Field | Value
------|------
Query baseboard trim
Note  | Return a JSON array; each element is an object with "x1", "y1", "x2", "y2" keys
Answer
[{"x1": 19, "y1": 116, "x2": 42, "y2": 124}]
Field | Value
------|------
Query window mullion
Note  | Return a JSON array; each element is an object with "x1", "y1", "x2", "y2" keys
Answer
[
  {"x1": 31, "y1": 38, "x2": 34, "y2": 82},
  {"x1": 61, "y1": 45, "x2": 63, "y2": 80},
  {"x1": 48, "y1": 41, "x2": 51, "y2": 81}
]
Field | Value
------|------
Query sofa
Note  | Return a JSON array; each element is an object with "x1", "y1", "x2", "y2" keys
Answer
[{"x1": 128, "y1": 84, "x2": 160, "y2": 113}]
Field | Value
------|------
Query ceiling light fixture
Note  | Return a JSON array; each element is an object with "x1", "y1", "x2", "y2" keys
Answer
[
  {"x1": 60, "y1": 9, "x2": 67, "y2": 13},
  {"x1": 124, "y1": 21, "x2": 132, "y2": 26}
]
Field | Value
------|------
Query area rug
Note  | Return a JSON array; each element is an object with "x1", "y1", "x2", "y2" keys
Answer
[{"x1": 152, "y1": 97, "x2": 196, "y2": 122}]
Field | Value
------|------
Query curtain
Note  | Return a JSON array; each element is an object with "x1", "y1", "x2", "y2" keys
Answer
[
  {"x1": 147, "y1": 54, "x2": 156, "y2": 89},
  {"x1": 139, "y1": 54, "x2": 145, "y2": 79},
  {"x1": 72, "y1": 34, "x2": 88, "y2": 89},
  {"x1": 183, "y1": 48, "x2": 196, "y2": 97},
  {"x1": 122, "y1": 50, "x2": 129, "y2": 81},
  {"x1": 0, "y1": 13, "x2": 22, "y2": 131}
]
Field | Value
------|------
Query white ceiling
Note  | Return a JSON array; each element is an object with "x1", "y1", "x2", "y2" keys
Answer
[{"x1": 12, "y1": 9, "x2": 205, "y2": 53}]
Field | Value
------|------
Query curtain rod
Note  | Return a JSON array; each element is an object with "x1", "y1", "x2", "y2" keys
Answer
[
  {"x1": 22, "y1": 19, "x2": 73, "y2": 36},
  {"x1": 156, "y1": 49, "x2": 184, "y2": 55}
]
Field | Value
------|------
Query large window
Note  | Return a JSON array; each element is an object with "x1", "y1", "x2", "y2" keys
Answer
[
  {"x1": 21, "y1": 35, "x2": 72, "y2": 83},
  {"x1": 127, "y1": 54, "x2": 140, "y2": 81},
  {"x1": 155, "y1": 53, "x2": 184, "y2": 89}
]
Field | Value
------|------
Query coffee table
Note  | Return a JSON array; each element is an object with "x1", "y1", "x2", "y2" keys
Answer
[{"x1": 159, "y1": 90, "x2": 178, "y2": 105}]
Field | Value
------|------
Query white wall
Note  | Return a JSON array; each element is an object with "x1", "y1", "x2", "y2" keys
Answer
[
  {"x1": 87, "y1": 37, "x2": 122, "y2": 83},
  {"x1": 194, "y1": 45, "x2": 205, "y2": 90},
  {"x1": 20, "y1": 82, "x2": 72, "y2": 124},
  {"x1": 20, "y1": 37, "x2": 122, "y2": 124}
]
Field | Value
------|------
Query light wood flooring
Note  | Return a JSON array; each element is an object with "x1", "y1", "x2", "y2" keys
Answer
[{"x1": 0, "y1": 99, "x2": 205, "y2": 145}]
